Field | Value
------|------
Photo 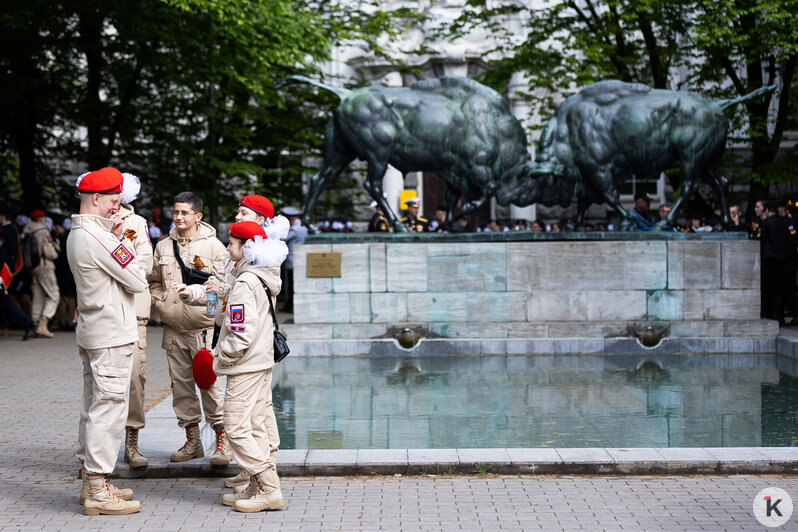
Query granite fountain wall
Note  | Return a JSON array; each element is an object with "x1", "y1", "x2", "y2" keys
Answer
[{"x1": 287, "y1": 232, "x2": 776, "y2": 343}]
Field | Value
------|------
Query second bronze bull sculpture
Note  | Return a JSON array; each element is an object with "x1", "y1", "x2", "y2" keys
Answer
[
  {"x1": 531, "y1": 80, "x2": 776, "y2": 229},
  {"x1": 277, "y1": 75, "x2": 775, "y2": 231}
]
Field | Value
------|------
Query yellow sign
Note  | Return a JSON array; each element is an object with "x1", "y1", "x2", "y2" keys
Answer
[
  {"x1": 307, "y1": 252, "x2": 342, "y2": 277},
  {"x1": 400, "y1": 190, "x2": 418, "y2": 210}
]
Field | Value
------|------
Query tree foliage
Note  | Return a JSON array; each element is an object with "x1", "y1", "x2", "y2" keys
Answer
[{"x1": 0, "y1": 0, "x2": 415, "y2": 222}]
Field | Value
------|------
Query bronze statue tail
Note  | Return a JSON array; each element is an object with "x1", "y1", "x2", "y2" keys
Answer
[
  {"x1": 714, "y1": 84, "x2": 777, "y2": 111},
  {"x1": 273, "y1": 75, "x2": 351, "y2": 100}
]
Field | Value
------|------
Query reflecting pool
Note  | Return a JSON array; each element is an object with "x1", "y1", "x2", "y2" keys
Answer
[{"x1": 272, "y1": 354, "x2": 798, "y2": 449}]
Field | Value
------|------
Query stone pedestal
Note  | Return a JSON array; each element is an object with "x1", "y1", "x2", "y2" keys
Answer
[{"x1": 290, "y1": 232, "x2": 773, "y2": 340}]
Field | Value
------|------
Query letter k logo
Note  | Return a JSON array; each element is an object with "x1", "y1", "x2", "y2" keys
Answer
[
  {"x1": 754, "y1": 488, "x2": 792, "y2": 527},
  {"x1": 765, "y1": 496, "x2": 783, "y2": 517}
]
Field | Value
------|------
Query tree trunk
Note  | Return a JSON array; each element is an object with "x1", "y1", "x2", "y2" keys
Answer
[
  {"x1": 15, "y1": 129, "x2": 42, "y2": 209},
  {"x1": 79, "y1": 7, "x2": 108, "y2": 169}
]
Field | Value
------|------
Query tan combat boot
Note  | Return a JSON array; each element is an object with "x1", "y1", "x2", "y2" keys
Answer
[
  {"x1": 124, "y1": 428, "x2": 148, "y2": 469},
  {"x1": 268, "y1": 451, "x2": 280, "y2": 490},
  {"x1": 233, "y1": 469, "x2": 285, "y2": 513},
  {"x1": 224, "y1": 470, "x2": 250, "y2": 488},
  {"x1": 35, "y1": 319, "x2": 54, "y2": 338},
  {"x1": 221, "y1": 476, "x2": 258, "y2": 506},
  {"x1": 224, "y1": 450, "x2": 276, "y2": 487},
  {"x1": 79, "y1": 469, "x2": 134, "y2": 505},
  {"x1": 210, "y1": 425, "x2": 233, "y2": 466},
  {"x1": 170, "y1": 423, "x2": 203, "y2": 462},
  {"x1": 82, "y1": 473, "x2": 141, "y2": 516}
]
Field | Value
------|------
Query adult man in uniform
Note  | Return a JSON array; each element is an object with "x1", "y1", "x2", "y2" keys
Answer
[
  {"x1": 399, "y1": 197, "x2": 428, "y2": 232},
  {"x1": 368, "y1": 202, "x2": 392, "y2": 232},
  {"x1": 23, "y1": 209, "x2": 60, "y2": 338},
  {"x1": 117, "y1": 173, "x2": 154, "y2": 468},
  {"x1": 149, "y1": 191, "x2": 231, "y2": 464},
  {"x1": 67, "y1": 167, "x2": 147, "y2": 515}
]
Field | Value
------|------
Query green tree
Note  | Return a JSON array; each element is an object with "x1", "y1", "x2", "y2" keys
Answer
[{"x1": 0, "y1": 0, "x2": 417, "y2": 221}]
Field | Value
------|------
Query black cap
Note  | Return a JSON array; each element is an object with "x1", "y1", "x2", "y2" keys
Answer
[{"x1": 634, "y1": 192, "x2": 651, "y2": 203}]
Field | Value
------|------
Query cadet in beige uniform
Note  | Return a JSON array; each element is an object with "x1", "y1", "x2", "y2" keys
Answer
[
  {"x1": 117, "y1": 173, "x2": 154, "y2": 469},
  {"x1": 149, "y1": 191, "x2": 231, "y2": 464},
  {"x1": 179, "y1": 194, "x2": 287, "y2": 490},
  {"x1": 213, "y1": 221, "x2": 287, "y2": 512},
  {"x1": 24, "y1": 209, "x2": 60, "y2": 338},
  {"x1": 67, "y1": 167, "x2": 146, "y2": 516}
]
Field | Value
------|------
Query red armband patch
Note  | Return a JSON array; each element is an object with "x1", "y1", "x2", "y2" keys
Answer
[
  {"x1": 230, "y1": 304, "x2": 245, "y2": 323},
  {"x1": 112, "y1": 244, "x2": 133, "y2": 268}
]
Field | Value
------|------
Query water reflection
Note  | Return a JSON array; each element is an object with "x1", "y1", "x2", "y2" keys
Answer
[{"x1": 271, "y1": 354, "x2": 798, "y2": 449}]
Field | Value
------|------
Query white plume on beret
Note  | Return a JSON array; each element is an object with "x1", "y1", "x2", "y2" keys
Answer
[
  {"x1": 120, "y1": 173, "x2": 141, "y2": 204},
  {"x1": 263, "y1": 215, "x2": 290, "y2": 240},
  {"x1": 75, "y1": 171, "x2": 90, "y2": 188},
  {"x1": 243, "y1": 235, "x2": 288, "y2": 268}
]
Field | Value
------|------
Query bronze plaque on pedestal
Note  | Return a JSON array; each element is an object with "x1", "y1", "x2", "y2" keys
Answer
[{"x1": 307, "y1": 252, "x2": 342, "y2": 277}]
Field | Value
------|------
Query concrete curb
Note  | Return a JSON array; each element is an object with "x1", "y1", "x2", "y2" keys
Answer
[{"x1": 112, "y1": 446, "x2": 798, "y2": 479}]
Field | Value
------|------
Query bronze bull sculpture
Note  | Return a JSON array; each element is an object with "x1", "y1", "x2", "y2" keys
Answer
[
  {"x1": 531, "y1": 80, "x2": 777, "y2": 229},
  {"x1": 275, "y1": 75, "x2": 537, "y2": 232}
]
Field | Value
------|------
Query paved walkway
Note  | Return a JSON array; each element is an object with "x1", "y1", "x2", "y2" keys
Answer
[{"x1": 2, "y1": 327, "x2": 798, "y2": 530}]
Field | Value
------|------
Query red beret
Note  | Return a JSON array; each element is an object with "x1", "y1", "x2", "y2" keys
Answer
[
  {"x1": 230, "y1": 220, "x2": 266, "y2": 240},
  {"x1": 77, "y1": 167, "x2": 123, "y2": 193},
  {"x1": 239, "y1": 195, "x2": 274, "y2": 219},
  {"x1": 30, "y1": 209, "x2": 46, "y2": 219},
  {"x1": 192, "y1": 349, "x2": 217, "y2": 389}
]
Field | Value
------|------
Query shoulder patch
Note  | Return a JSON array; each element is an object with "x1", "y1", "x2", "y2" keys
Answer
[
  {"x1": 230, "y1": 304, "x2": 245, "y2": 323},
  {"x1": 230, "y1": 325, "x2": 245, "y2": 333},
  {"x1": 112, "y1": 244, "x2": 133, "y2": 268}
]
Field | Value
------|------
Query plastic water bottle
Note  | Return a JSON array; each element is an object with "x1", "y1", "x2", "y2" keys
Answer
[{"x1": 206, "y1": 276, "x2": 217, "y2": 316}]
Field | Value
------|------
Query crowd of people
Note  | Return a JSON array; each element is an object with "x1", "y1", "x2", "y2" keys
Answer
[
  {"x1": 365, "y1": 192, "x2": 762, "y2": 235},
  {"x1": 1, "y1": 169, "x2": 300, "y2": 516}
]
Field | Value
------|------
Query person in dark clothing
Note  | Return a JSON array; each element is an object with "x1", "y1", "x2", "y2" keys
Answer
[
  {"x1": 450, "y1": 214, "x2": 475, "y2": 233},
  {"x1": 778, "y1": 200, "x2": 798, "y2": 325},
  {"x1": 428, "y1": 205, "x2": 451, "y2": 233},
  {"x1": 0, "y1": 206, "x2": 35, "y2": 339},
  {"x1": 53, "y1": 218, "x2": 77, "y2": 330},
  {"x1": 760, "y1": 201, "x2": 794, "y2": 325},
  {"x1": 367, "y1": 202, "x2": 392, "y2": 233},
  {"x1": 728, "y1": 205, "x2": 747, "y2": 232}
]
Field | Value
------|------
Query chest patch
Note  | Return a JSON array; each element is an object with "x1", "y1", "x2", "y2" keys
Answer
[
  {"x1": 193, "y1": 255, "x2": 205, "y2": 269},
  {"x1": 230, "y1": 304, "x2": 245, "y2": 323},
  {"x1": 112, "y1": 244, "x2": 133, "y2": 268}
]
